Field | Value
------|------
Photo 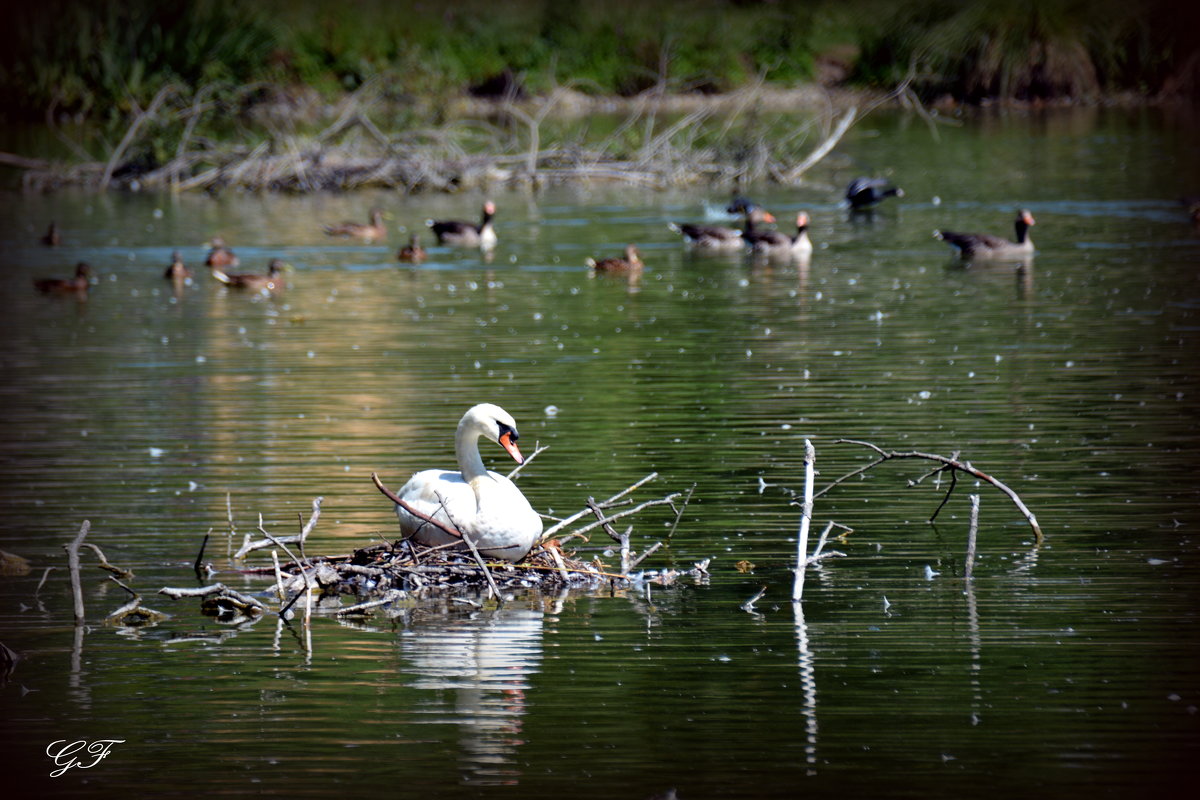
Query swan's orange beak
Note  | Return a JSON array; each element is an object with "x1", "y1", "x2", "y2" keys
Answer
[{"x1": 499, "y1": 430, "x2": 524, "y2": 464}]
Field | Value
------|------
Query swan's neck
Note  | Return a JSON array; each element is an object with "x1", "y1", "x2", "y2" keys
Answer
[{"x1": 456, "y1": 421, "x2": 488, "y2": 483}]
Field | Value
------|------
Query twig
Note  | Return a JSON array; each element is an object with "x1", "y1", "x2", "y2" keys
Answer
[
  {"x1": 928, "y1": 469, "x2": 959, "y2": 524},
  {"x1": 436, "y1": 492, "x2": 502, "y2": 602},
  {"x1": 965, "y1": 495, "x2": 981, "y2": 582},
  {"x1": 81, "y1": 543, "x2": 132, "y2": 579},
  {"x1": 233, "y1": 498, "x2": 323, "y2": 559},
  {"x1": 101, "y1": 83, "x2": 177, "y2": 189},
  {"x1": 540, "y1": 472, "x2": 660, "y2": 539},
  {"x1": 628, "y1": 541, "x2": 663, "y2": 571},
  {"x1": 193, "y1": 530, "x2": 211, "y2": 580},
  {"x1": 778, "y1": 106, "x2": 857, "y2": 183},
  {"x1": 506, "y1": 443, "x2": 548, "y2": 479},
  {"x1": 741, "y1": 586, "x2": 768, "y2": 613},
  {"x1": 665, "y1": 483, "x2": 695, "y2": 543},
  {"x1": 157, "y1": 583, "x2": 267, "y2": 611},
  {"x1": 64, "y1": 521, "x2": 90, "y2": 625},
  {"x1": 371, "y1": 472, "x2": 462, "y2": 540},
  {"x1": 829, "y1": 439, "x2": 1043, "y2": 543},
  {"x1": 792, "y1": 440, "x2": 816, "y2": 603}
]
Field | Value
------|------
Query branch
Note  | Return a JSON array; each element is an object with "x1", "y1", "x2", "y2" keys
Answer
[{"x1": 829, "y1": 439, "x2": 1043, "y2": 543}]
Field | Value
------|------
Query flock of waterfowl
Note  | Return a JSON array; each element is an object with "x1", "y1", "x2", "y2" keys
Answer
[{"x1": 30, "y1": 176, "x2": 1044, "y2": 297}]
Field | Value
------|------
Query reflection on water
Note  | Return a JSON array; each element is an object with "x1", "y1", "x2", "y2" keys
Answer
[{"x1": 400, "y1": 606, "x2": 543, "y2": 785}]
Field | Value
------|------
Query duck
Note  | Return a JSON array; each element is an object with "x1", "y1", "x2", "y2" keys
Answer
[
  {"x1": 40, "y1": 222, "x2": 61, "y2": 246},
  {"x1": 845, "y1": 177, "x2": 904, "y2": 210},
  {"x1": 745, "y1": 212, "x2": 813, "y2": 258},
  {"x1": 324, "y1": 207, "x2": 387, "y2": 241},
  {"x1": 427, "y1": 201, "x2": 497, "y2": 248},
  {"x1": 163, "y1": 251, "x2": 192, "y2": 281},
  {"x1": 586, "y1": 244, "x2": 643, "y2": 273},
  {"x1": 397, "y1": 234, "x2": 427, "y2": 263},
  {"x1": 935, "y1": 210, "x2": 1036, "y2": 260},
  {"x1": 212, "y1": 259, "x2": 286, "y2": 291},
  {"x1": 669, "y1": 204, "x2": 776, "y2": 249},
  {"x1": 393, "y1": 403, "x2": 542, "y2": 562},
  {"x1": 204, "y1": 237, "x2": 239, "y2": 269},
  {"x1": 34, "y1": 262, "x2": 91, "y2": 294}
]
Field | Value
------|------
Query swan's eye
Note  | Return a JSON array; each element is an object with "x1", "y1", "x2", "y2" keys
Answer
[{"x1": 498, "y1": 422, "x2": 518, "y2": 442}]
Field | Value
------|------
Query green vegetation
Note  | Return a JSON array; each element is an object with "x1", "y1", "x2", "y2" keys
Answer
[{"x1": 4, "y1": 0, "x2": 1192, "y2": 125}]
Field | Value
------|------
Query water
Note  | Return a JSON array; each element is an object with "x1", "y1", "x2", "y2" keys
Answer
[{"x1": 1, "y1": 107, "x2": 1198, "y2": 797}]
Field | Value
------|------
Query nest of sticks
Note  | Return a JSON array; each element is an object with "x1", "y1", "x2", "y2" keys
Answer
[{"x1": 151, "y1": 470, "x2": 700, "y2": 626}]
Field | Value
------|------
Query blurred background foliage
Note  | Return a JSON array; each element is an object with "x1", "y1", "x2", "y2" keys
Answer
[{"x1": 0, "y1": 0, "x2": 1194, "y2": 125}]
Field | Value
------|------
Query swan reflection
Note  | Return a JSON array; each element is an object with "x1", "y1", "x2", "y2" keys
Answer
[{"x1": 399, "y1": 606, "x2": 543, "y2": 785}]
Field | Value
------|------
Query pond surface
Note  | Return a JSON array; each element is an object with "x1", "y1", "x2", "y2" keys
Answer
[{"x1": 1, "y1": 107, "x2": 1199, "y2": 798}]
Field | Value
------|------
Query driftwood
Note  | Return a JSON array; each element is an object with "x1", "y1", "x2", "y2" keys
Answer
[{"x1": 0, "y1": 75, "x2": 925, "y2": 194}]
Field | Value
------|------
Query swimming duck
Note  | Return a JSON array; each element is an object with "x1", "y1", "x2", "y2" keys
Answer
[
  {"x1": 324, "y1": 208, "x2": 387, "y2": 241},
  {"x1": 34, "y1": 262, "x2": 91, "y2": 294},
  {"x1": 212, "y1": 259, "x2": 286, "y2": 291},
  {"x1": 669, "y1": 204, "x2": 776, "y2": 249},
  {"x1": 745, "y1": 212, "x2": 813, "y2": 258},
  {"x1": 204, "y1": 237, "x2": 239, "y2": 268},
  {"x1": 163, "y1": 251, "x2": 192, "y2": 281},
  {"x1": 587, "y1": 244, "x2": 644, "y2": 273},
  {"x1": 427, "y1": 201, "x2": 497, "y2": 248},
  {"x1": 845, "y1": 177, "x2": 904, "y2": 210},
  {"x1": 393, "y1": 403, "x2": 542, "y2": 562},
  {"x1": 397, "y1": 234, "x2": 427, "y2": 263},
  {"x1": 935, "y1": 210, "x2": 1036, "y2": 260}
]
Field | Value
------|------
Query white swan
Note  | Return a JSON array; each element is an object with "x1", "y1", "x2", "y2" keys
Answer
[{"x1": 394, "y1": 404, "x2": 542, "y2": 562}]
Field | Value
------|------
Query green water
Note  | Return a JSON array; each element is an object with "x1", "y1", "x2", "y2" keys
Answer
[{"x1": 1, "y1": 107, "x2": 1198, "y2": 798}]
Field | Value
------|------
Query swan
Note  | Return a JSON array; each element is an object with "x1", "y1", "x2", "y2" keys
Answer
[{"x1": 394, "y1": 403, "x2": 542, "y2": 562}]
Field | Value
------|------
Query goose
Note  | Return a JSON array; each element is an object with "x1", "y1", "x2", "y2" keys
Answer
[
  {"x1": 204, "y1": 237, "x2": 239, "y2": 269},
  {"x1": 34, "y1": 262, "x2": 91, "y2": 294},
  {"x1": 397, "y1": 234, "x2": 427, "y2": 263},
  {"x1": 745, "y1": 212, "x2": 813, "y2": 258},
  {"x1": 212, "y1": 259, "x2": 286, "y2": 291},
  {"x1": 393, "y1": 403, "x2": 542, "y2": 562},
  {"x1": 324, "y1": 208, "x2": 387, "y2": 241},
  {"x1": 669, "y1": 204, "x2": 776, "y2": 249},
  {"x1": 164, "y1": 251, "x2": 192, "y2": 281},
  {"x1": 41, "y1": 222, "x2": 61, "y2": 246},
  {"x1": 587, "y1": 244, "x2": 643, "y2": 273},
  {"x1": 845, "y1": 177, "x2": 904, "y2": 210},
  {"x1": 935, "y1": 210, "x2": 1036, "y2": 260},
  {"x1": 427, "y1": 201, "x2": 497, "y2": 248}
]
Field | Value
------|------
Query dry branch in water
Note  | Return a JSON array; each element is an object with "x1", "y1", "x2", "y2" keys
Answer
[{"x1": 821, "y1": 439, "x2": 1043, "y2": 543}]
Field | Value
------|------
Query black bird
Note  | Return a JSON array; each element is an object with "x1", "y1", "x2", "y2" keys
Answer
[{"x1": 845, "y1": 177, "x2": 904, "y2": 210}]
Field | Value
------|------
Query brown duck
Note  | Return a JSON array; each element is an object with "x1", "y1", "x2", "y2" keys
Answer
[
  {"x1": 324, "y1": 208, "x2": 387, "y2": 241},
  {"x1": 164, "y1": 251, "x2": 192, "y2": 281},
  {"x1": 34, "y1": 262, "x2": 91, "y2": 294},
  {"x1": 213, "y1": 259, "x2": 286, "y2": 291},
  {"x1": 397, "y1": 234, "x2": 427, "y2": 263},
  {"x1": 205, "y1": 237, "x2": 239, "y2": 268},
  {"x1": 587, "y1": 244, "x2": 644, "y2": 273}
]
